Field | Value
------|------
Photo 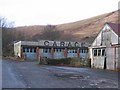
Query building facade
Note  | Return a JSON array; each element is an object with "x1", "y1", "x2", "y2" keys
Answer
[
  {"x1": 14, "y1": 40, "x2": 89, "y2": 60},
  {"x1": 89, "y1": 22, "x2": 120, "y2": 70}
]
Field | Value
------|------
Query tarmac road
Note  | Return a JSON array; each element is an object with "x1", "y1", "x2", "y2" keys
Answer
[{"x1": 2, "y1": 59, "x2": 119, "y2": 88}]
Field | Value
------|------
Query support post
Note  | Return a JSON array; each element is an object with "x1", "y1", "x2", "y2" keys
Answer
[
  {"x1": 77, "y1": 48, "x2": 80, "y2": 58},
  {"x1": 64, "y1": 48, "x2": 67, "y2": 58},
  {"x1": 36, "y1": 47, "x2": 39, "y2": 60},
  {"x1": 51, "y1": 48, "x2": 54, "y2": 59}
]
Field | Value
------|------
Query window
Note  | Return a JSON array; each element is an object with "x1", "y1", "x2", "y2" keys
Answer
[
  {"x1": 27, "y1": 48, "x2": 29, "y2": 52},
  {"x1": 98, "y1": 49, "x2": 101, "y2": 56},
  {"x1": 44, "y1": 48, "x2": 48, "y2": 53},
  {"x1": 83, "y1": 50, "x2": 86, "y2": 53},
  {"x1": 82, "y1": 50, "x2": 85, "y2": 53},
  {"x1": 23, "y1": 47, "x2": 25, "y2": 52},
  {"x1": 59, "y1": 49, "x2": 61, "y2": 52},
  {"x1": 75, "y1": 50, "x2": 77, "y2": 53},
  {"x1": 73, "y1": 50, "x2": 75, "y2": 53},
  {"x1": 85, "y1": 50, "x2": 88, "y2": 53},
  {"x1": 81, "y1": 49, "x2": 83, "y2": 53},
  {"x1": 94, "y1": 49, "x2": 97, "y2": 56},
  {"x1": 56, "y1": 49, "x2": 59, "y2": 52},
  {"x1": 80, "y1": 50, "x2": 81, "y2": 53},
  {"x1": 48, "y1": 48, "x2": 51, "y2": 53},
  {"x1": 102, "y1": 49, "x2": 105, "y2": 56},
  {"x1": 30, "y1": 48, "x2": 32, "y2": 52},
  {"x1": 34, "y1": 48, "x2": 36, "y2": 53}
]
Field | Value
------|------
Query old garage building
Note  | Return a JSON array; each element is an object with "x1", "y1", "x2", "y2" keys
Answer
[
  {"x1": 89, "y1": 22, "x2": 120, "y2": 70},
  {"x1": 14, "y1": 40, "x2": 89, "y2": 60}
]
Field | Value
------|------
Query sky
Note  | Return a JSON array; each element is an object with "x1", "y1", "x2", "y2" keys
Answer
[{"x1": 0, "y1": 0, "x2": 119, "y2": 27}]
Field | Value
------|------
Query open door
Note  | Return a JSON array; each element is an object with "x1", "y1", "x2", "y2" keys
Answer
[
  {"x1": 104, "y1": 57, "x2": 106, "y2": 69},
  {"x1": 104, "y1": 51, "x2": 107, "y2": 69}
]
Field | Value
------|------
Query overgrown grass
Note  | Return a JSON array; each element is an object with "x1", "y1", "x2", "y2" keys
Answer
[{"x1": 39, "y1": 57, "x2": 91, "y2": 67}]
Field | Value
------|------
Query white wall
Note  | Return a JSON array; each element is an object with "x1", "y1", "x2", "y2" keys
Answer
[
  {"x1": 106, "y1": 47, "x2": 115, "y2": 70},
  {"x1": 14, "y1": 41, "x2": 21, "y2": 57},
  {"x1": 90, "y1": 23, "x2": 119, "y2": 70},
  {"x1": 92, "y1": 24, "x2": 118, "y2": 47}
]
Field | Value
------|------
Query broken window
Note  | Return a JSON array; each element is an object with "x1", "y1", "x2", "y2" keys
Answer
[
  {"x1": 86, "y1": 50, "x2": 88, "y2": 53},
  {"x1": 73, "y1": 50, "x2": 75, "y2": 53},
  {"x1": 94, "y1": 49, "x2": 97, "y2": 56},
  {"x1": 30, "y1": 48, "x2": 32, "y2": 52},
  {"x1": 102, "y1": 49, "x2": 105, "y2": 56},
  {"x1": 27, "y1": 48, "x2": 29, "y2": 52},
  {"x1": 98, "y1": 49, "x2": 101, "y2": 56},
  {"x1": 45, "y1": 48, "x2": 48, "y2": 53},
  {"x1": 83, "y1": 50, "x2": 85, "y2": 53},
  {"x1": 69, "y1": 49, "x2": 72, "y2": 53},
  {"x1": 59, "y1": 49, "x2": 61, "y2": 52},
  {"x1": 34, "y1": 48, "x2": 36, "y2": 53},
  {"x1": 48, "y1": 48, "x2": 51, "y2": 53},
  {"x1": 81, "y1": 49, "x2": 83, "y2": 53},
  {"x1": 75, "y1": 49, "x2": 77, "y2": 53},
  {"x1": 56, "y1": 49, "x2": 58, "y2": 52},
  {"x1": 23, "y1": 47, "x2": 25, "y2": 52}
]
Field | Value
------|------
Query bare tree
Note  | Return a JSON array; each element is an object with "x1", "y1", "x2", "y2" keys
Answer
[
  {"x1": 0, "y1": 16, "x2": 14, "y2": 30},
  {"x1": 0, "y1": 16, "x2": 15, "y2": 56},
  {"x1": 40, "y1": 25, "x2": 62, "y2": 40}
]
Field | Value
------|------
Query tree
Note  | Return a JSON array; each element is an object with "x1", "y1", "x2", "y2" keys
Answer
[
  {"x1": 0, "y1": 16, "x2": 15, "y2": 56},
  {"x1": 34, "y1": 25, "x2": 62, "y2": 41},
  {"x1": 0, "y1": 16, "x2": 14, "y2": 29},
  {"x1": 42, "y1": 25, "x2": 62, "y2": 40}
]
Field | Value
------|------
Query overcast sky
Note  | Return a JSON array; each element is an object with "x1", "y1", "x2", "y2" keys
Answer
[{"x1": 0, "y1": 0, "x2": 119, "y2": 26}]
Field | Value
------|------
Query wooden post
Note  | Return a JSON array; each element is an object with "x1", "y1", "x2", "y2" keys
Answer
[
  {"x1": 51, "y1": 48, "x2": 54, "y2": 59},
  {"x1": 77, "y1": 48, "x2": 80, "y2": 58},
  {"x1": 36, "y1": 47, "x2": 39, "y2": 60},
  {"x1": 64, "y1": 48, "x2": 67, "y2": 58}
]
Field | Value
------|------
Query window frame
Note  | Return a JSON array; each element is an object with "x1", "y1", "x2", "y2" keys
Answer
[
  {"x1": 93, "y1": 49, "x2": 97, "y2": 56},
  {"x1": 98, "y1": 49, "x2": 101, "y2": 56},
  {"x1": 102, "y1": 49, "x2": 105, "y2": 56},
  {"x1": 26, "y1": 48, "x2": 29, "y2": 52}
]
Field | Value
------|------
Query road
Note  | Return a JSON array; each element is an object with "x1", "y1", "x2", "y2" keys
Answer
[{"x1": 2, "y1": 59, "x2": 118, "y2": 88}]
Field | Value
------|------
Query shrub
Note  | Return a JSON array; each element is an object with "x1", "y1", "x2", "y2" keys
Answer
[
  {"x1": 46, "y1": 58, "x2": 71, "y2": 65},
  {"x1": 39, "y1": 57, "x2": 90, "y2": 67}
]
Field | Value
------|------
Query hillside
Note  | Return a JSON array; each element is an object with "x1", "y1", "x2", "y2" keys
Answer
[{"x1": 14, "y1": 10, "x2": 118, "y2": 43}]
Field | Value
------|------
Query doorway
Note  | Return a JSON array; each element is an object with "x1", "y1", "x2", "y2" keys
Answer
[
  {"x1": 104, "y1": 57, "x2": 106, "y2": 69},
  {"x1": 104, "y1": 51, "x2": 107, "y2": 69}
]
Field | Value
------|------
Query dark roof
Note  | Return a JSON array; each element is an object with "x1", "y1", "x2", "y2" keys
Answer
[{"x1": 107, "y1": 22, "x2": 120, "y2": 36}]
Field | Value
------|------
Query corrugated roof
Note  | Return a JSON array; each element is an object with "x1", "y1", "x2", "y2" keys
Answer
[{"x1": 107, "y1": 22, "x2": 120, "y2": 36}]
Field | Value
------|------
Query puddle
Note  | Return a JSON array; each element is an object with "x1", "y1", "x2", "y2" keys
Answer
[
  {"x1": 70, "y1": 75, "x2": 84, "y2": 79},
  {"x1": 54, "y1": 73, "x2": 84, "y2": 79}
]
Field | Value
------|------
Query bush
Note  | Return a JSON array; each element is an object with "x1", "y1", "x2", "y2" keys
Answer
[
  {"x1": 42, "y1": 57, "x2": 90, "y2": 67},
  {"x1": 46, "y1": 58, "x2": 71, "y2": 65}
]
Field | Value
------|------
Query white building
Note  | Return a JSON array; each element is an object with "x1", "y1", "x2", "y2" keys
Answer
[{"x1": 89, "y1": 22, "x2": 120, "y2": 70}]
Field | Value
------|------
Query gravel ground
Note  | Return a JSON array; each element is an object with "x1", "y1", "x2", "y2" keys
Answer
[{"x1": 2, "y1": 59, "x2": 119, "y2": 88}]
